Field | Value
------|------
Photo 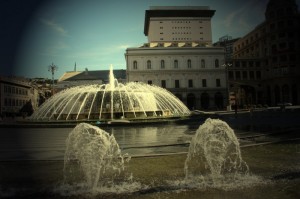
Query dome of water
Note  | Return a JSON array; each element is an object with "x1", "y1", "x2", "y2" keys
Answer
[
  {"x1": 30, "y1": 67, "x2": 190, "y2": 121},
  {"x1": 64, "y1": 123, "x2": 131, "y2": 190},
  {"x1": 184, "y1": 118, "x2": 249, "y2": 187}
]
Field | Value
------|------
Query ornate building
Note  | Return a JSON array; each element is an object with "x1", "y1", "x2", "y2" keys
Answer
[
  {"x1": 126, "y1": 6, "x2": 227, "y2": 110},
  {"x1": 231, "y1": 0, "x2": 300, "y2": 106}
]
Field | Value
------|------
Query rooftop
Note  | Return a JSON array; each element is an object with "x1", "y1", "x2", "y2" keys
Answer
[
  {"x1": 58, "y1": 69, "x2": 126, "y2": 82},
  {"x1": 144, "y1": 6, "x2": 215, "y2": 36},
  {"x1": 149, "y1": 6, "x2": 210, "y2": 10}
]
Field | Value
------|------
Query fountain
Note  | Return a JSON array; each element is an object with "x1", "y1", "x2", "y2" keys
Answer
[
  {"x1": 63, "y1": 123, "x2": 136, "y2": 193},
  {"x1": 30, "y1": 65, "x2": 190, "y2": 121},
  {"x1": 184, "y1": 118, "x2": 250, "y2": 188}
]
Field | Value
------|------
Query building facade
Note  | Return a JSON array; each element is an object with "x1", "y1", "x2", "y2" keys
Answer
[
  {"x1": 231, "y1": 0, "x2": 300, "y2": 106},
  {"x1": 0, "y1": 76, "x2": 39, "y2": 117},
  {"x1": 125, "y1": 46, "x2": 226, "y2": 110},
  {"x1": 126, "y1": 6, "x2": 227, "y2": 110}
]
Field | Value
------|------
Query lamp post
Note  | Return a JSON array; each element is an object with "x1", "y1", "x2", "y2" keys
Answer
[
  {"x1": 222, "y1": 63, "x2": 232, "y2": 111},
  {"x1": 48, "y1": 62, "x2": 58, "y2": 95}
]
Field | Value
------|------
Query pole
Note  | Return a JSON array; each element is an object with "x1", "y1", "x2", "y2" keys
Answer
[
  {"x1": 48, "y1": 63, "x2": 57, "y2": 95},
  {"x1": 223, "y1": 63, "x2": 232, "y2": 111}
]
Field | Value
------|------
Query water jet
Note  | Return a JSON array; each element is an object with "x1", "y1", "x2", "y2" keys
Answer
[
  {"x1": 63, "y1": 123, "x2": 132, "y2": 191},
  {"x1": 184, "y1": 118, "x2": 249, "y2": 187},
  {"x1": 30, "y1": 65, "x2": 190, "y2": 122}
]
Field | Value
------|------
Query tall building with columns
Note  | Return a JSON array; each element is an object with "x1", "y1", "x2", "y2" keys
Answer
[{"x1": 125, "y1": 6, "x2": 227, "y2": 110}]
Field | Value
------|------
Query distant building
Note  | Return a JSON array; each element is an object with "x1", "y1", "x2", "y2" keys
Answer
[
  {"x1": 57, "y1": 68, "x2": 126, "y2": 91},
  {"x1": 30, "y1": 78, "x2": 55, "y2": 105},
  {"x1": 213, "y1": 35, "x2": 240, "y2": 61},
  {"x1": 126, "y1": 6, "x2": 227, "y2": 110},
  {"x1": 231, "y1": 0, "x2": 300, "y2": 107},
  {"x1": 0, "y1": 76, "x2": 39, "y2": 117}
]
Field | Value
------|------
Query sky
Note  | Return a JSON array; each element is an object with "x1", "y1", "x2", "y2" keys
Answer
[{"x1": 0, "y1": 0, "x2": 299, "y2": 79}]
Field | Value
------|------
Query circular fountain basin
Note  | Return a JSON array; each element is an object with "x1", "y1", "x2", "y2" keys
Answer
[{"x1": 30, "y1": 76, "x2": 190, "y2": 122}]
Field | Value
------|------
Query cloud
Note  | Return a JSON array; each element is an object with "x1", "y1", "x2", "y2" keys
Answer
[
  {"x1": 40, "y1": 18, "x2": 68, "y2": 36},
  {"x1": 117, "y1": 44, "x2": 131, "y2": 50},
  {"x1": 222, "y1": 0, "x2": 266, "y2": 34},
  {"x1": 71, "y1": 43, "x2": 135, "y2": 58},
  {"x1": 223, "y1": 4, "x2": 249, "y2": 28}
]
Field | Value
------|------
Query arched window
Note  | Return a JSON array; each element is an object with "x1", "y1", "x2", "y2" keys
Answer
[
  {"x1": 215, "y1": 59, "x2": 219, "y2": 68},
  {"x1": 201, "y1": 59, "x2": 205, "y2": 68},
  {"x1": 133, "y1": 61, "x2": 137, "y2": 69},
  {"x1": 201, "y1": 92, "x2": 210, "y2": 109},
  {"x1": 161, "y1": 60, "x2": 165, "y2": 69},
  {"x1": 215, "y1": 92, "x2": 224, "y2": 109},
  {"x1": 187, "y1": 59, "x2": 192, "y2": 68},
  {"x1": 187, "y1": 93, "x2": 196, "y2": 110},
  {"x1": 147, "y1": 60, "x2": 151, "y2": 69},
  {"x1": 174, "y1": 60, "x2": 178, "y2": 68}
]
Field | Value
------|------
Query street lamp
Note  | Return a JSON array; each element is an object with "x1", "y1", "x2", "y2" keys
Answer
[
  {"x1": 48, "y1": 62, "x2": 58, "y2": 95},
  {"x1": 222, "y1": 63, "x2": 232, "y2": 111}
]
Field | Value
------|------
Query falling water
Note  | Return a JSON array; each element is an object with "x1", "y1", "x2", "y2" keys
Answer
[
  {"x1": 109, "y1": 65, "x2": 115, "y2": 120},
  {"x1": 30, "y1": 66, "x2": 190, "y2": 121},
  {"x1": 63, "y1": 123, "x2": 132, "y2": 191},
  {"x1": 184, "y1": 118, "x2": 250, "y2": 188}
]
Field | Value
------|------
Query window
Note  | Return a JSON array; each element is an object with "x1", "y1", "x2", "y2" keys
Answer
[
  {"x1": 133, "y1": 61, "x2": 137, "y2": 69},
  {"x1": 228, "y1": 71, "x2": 234, "y2": 80},
  {"x1": 175, "y1": 80, "x2": 180, "y2": 88},
  {"x1": 280, "y1": 55, "x2": 287, "y2": 62},
  {"x1": 243, "y1": 71, "x2": 248, "y2": 79},
  {"x1": 202, "y1": 79, "x2": 207, "y2": 87},
  {"x1": 242, "y1": 61, "x2": 246, "y2": 67},
  {"x1": 188, "y1": 79, "x2": 193, "y2": 88},
  {"x1": 174, "y1": 60, "x2": 178, "y2": 68},
  {"x1": 256, "y1": 71, "x2": 261, "y2": 79},
  {"x1": 216, "y1": 79, "x2": 221, "y2": 87},
  {"x1": 289, "y1": 42, "x2": 295, "y2": 50},
  {"x1": 255, "y1": 61, "x2": 260, "y2": 67},
  {"x1": 161, "y1": 60, "x2": 165, "y2": 69},
  {"x1": 161, "y1": 80, "x2": 166, "y2": 88},
  {"x1": 249, "y1": 71, "x2": 255, "y2": 80},
  {"x1": 187, "y1": 59, "x2": 192, "y2": 68},
  {"x1": 235, "y1": 71, "x2": 241, "y2": 80},
  {"x1": 215, "y1": 59, "x2": 219, "y2": 68},
  {"x1": 147, "y1": 60, "x2": 151, "y2": 69},
  {"x1": 201, "y1": 59, "x2": 205, "y2": 68},
  {"x1": 148, "y1": 80, "x2": 152, "y2": 85},
  {"x1": 249, "y1": 61, "x2": 253, "y2": 67},
  {"x1": 270, "y1": 23, "x2": 275, "y2": 30}
]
